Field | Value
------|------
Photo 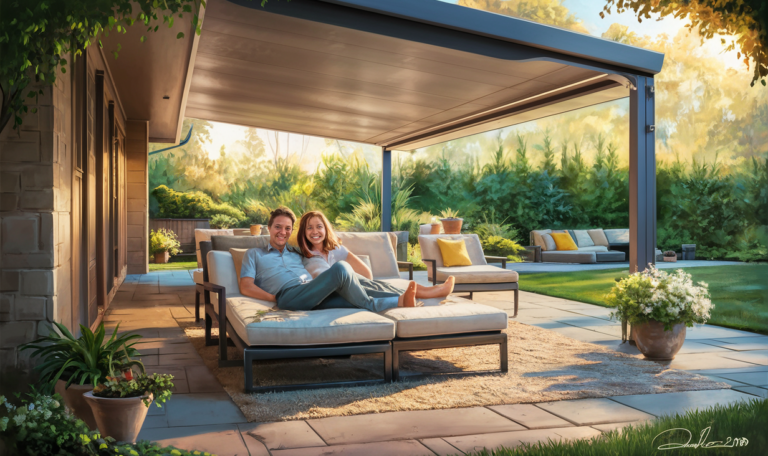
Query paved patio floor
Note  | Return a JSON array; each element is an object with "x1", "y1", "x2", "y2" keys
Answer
[{"x1": 104, "y1": 269, "x2": 768, "y2": 456}]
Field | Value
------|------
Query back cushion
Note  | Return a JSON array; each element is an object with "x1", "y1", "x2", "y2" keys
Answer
[
  {"x1": 588, "y1": 229, "x2": 609, "y2": 247},
  {"x1": 572, "y1": 230, "x2": 595, "y2": 247},
  {"x1": 207, "y1": 250, "x2": 241, "y2": 297},
  {"x1": 419, "y1": 234, "x2": 486, "y2": 279},
  {"x1": 604, "y1": 229, "x2": 630, "y2": 244},
  {"x1": 531, "y1": 229, "x2": 552, "y2": 249},
  {"x1": 195, "y1": 229, "x2": 234, "y2": 267},
  {"x1": 541, "y1": 233, "x2": 557, "y2": 251},
  {"x1": 336, "y1": 232, "x2": 399, "y2": 279},
  {"x1": 212, "y1": 235, "x2": 270, "y2": 251},
  {"x1": 229, "y1": 248, "x2": 249, "y2": 293}
]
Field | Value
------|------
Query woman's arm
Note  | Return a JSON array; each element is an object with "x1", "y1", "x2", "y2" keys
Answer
[
  {"x1": 239, "y1": 278, "x2": 276, "y2": 302},
  {"x1": 346, "y1": 252, "x2": 373, "y2": 280}
]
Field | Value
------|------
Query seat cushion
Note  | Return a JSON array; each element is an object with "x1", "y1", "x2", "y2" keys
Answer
[
  {"x1": 226, "y1": 296, "x2": 396, "y2": 346},
  {"x1": 436, "y1": 238, "x2": 472, "y2": 267},
  {"x1": 436, "y1": 265, "x2": 519, "y2": 284},
  {"x1": 381, "y1": 301, "x2": 508, "y2": 338},
  {"x1": 576, "y1": 246, "x2": 609, "y2": 252}
]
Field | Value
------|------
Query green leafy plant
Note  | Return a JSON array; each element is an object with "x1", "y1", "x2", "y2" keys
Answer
[
  {"x1": 20, "y1": 322, "x2": 144, "y2": 394},
  {"x1": 407, "y1": 243, "x2": 427, "y2": 271},
  {"x1": 209, "y1": 214, "x2": 238, "y2": 229},
  {"x1": 151, "y1": 185, "x2": 245, "y2": 221},
  {"x1": 607, "y1": 266, "x2": 713, "y2": 331},
  {"x1": 0, "y1": 0, "x2": 209, "y2": 133},
  {"x1": 149, "y1": 228, "x2": 182, "y2": 255},
  {"x1": 439, "y1": 208, "x2": 461, "y2": 219},
  {"x1": 92, "y1": 372, "x2": 174, "y2": 408},
  {"x1": 481, "y1": 236, "x2": 525, "y2": 261}
]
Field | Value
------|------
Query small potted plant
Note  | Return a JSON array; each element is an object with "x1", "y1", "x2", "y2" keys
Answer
[
  {"x1": 608, "y1": 266, "x2": 712, "y2": 360},
  {"x1": 149, "y1": 228, "x2": 181, "y2": 264},
  {"x1": 84, "y1": 366, "x2": 174, "y2": 443},
  {"x1": 429, "y1": 216, "x2": 441, "y2": 234},
  {"x1": 20, "y1": 322, "x2": 143, "y2": 430},
  {"x1": 663, "y1": 250, "x2": 677, "y2": 262},
  {"x1": 439, "y1": 208, "x2": 463, "y2": 234}
]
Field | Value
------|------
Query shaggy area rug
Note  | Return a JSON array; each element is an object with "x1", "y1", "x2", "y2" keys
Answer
[{"x1": 181, "y1": 320, "x2": 728, "y2": 423}]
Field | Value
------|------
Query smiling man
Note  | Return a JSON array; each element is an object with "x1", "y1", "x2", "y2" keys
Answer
[{"x1": 238, "y1": 206, "x2": 417, "y2": 311}]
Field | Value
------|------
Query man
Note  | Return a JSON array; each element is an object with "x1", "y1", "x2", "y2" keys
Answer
[{"x1": 239, "y1": 206, "x2": 417, "y2": 312}]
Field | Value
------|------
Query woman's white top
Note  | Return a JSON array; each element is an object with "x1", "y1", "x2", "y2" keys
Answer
[{"x1": 302, "y1": 245, "x2": 349, "y2": 279}]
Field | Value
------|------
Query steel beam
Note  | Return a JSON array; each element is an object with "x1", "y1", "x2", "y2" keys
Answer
[
  {"x1": 629, "y1": 76, "x2": 657, "y2": 272},
  {"x1": 381, "y1": 147, "x2": 392, "y2": 232}
]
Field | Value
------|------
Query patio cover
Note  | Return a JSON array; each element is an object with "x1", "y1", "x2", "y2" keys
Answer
[{"x1": 106, "y1": 0, "x2": 663, "y2": 271}]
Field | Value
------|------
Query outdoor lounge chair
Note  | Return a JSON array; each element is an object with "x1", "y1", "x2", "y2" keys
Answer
[
  {"x1": 418, "y1": 234, "x2": 520, "y2": 317},
  {"x1": 196, "y1": 232, "x2": 508, "y2": 392}
]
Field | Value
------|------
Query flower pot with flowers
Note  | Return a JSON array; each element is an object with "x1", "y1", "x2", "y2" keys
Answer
[
  {"x1": 20, "y1": 322, "x2": 144, "y2": 430},
  {"x1": 84, "y1": 362, "x2": 174, "y2": 443},
  {"x1": 663, "y1": 250, "x2": 677, "y2": 262},
  {"x1": 607, "y1": 266, "x2": 712, "y2": 360},
  {"x1": 149, "y1": 228, "x2": 181, "y2": 264},
  {"x1": 439, "y1": 208, "x2": 463, "y2": 234}
]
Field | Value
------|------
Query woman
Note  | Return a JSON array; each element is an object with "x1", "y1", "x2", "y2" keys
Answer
[{"x1": 297, "y1": 211, "x2": 455, "y2": 300}]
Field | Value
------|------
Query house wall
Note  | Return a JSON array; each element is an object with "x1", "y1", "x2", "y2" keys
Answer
[{"x1": 0, "y1": 45, "x2": 144, "y2": 375}]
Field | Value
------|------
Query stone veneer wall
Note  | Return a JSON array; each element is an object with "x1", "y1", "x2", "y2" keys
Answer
[
  {"x1": 126, "y1": 121, "x2": 149, "y2": 275},
  {"x1": 0, "y1": 72, "x2": 73, "y2": 371}
]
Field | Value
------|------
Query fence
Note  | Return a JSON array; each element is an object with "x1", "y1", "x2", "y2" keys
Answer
[{"x1": 149, "y1": 219, "x2": 210, "y2": 254}]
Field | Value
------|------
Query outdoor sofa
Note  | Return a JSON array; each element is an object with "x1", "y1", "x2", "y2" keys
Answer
[
  {"x1": 530, "y1": 228, "x2": 663, "y2": 264},
  {"x1": 195, "y1": 232, "x2": 509, "y2": 393},
  {"x1": 418, "y1": 234, "x2": 520, "y2": 317}
]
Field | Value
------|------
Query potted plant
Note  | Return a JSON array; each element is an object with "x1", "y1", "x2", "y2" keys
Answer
[
  {"x1": 149, "y1": 228, "x2": 181, "y2": 264},
  {"x1": 20, "y1": 322, "x2": 144, "y2": 430},
  {"x1": 608, "y1": 266, "x2": 712, "y2": 360},
  {"x1": 663, "y1": 250, "x2": 677, "y2": 262},
  {"x1": 439, "y1": 208, "x2": 463, "y2": 234},
  {"x1": 84, "y1": 370, "x2": 174, "y2": 443},
  {"x1": 429, "y1": 216, "x2": 441, "y2": 234},
  {"x1": 249, "y1": 223, "x2": 263, "y2": 235}
]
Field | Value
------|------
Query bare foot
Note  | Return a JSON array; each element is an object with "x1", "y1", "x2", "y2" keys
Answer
[
  {"x1": 398, "y1": 281, "x2": 418, "y2": 307},
  {"x1": 415, "y1": 276, "x2": 455, "y2": 299}
]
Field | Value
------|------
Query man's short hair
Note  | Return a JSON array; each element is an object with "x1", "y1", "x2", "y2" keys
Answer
[{"x1": 268, "y1": 206, "x2": 297, "y2": 228}]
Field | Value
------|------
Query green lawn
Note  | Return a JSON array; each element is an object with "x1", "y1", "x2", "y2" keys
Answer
[
  {"x1": 519, "y1": 264, "x2": 768, "y2": 335},
  {"x1": 148, "y1": 261, "x2": 198, "y2": 271}
]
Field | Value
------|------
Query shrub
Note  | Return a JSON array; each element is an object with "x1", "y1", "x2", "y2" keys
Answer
[
  {"x1": 210, "y1": 214, "x2": 239, "y2": 229},
  {"x1": 149, "y1": 229, "x2": 181, "y2": 255},
  {"x1": 481, "y1": 236, "x2": 525, "y2": 261},
  {"x1": 151, "y1": 185, "x2": 245, "y2": 221},
  {"x1": 407, "y1": 243, "x2": 427, "y2": 271},
  {"x1": 245, "y1": 200, "x2": 271, "y2": 226}
]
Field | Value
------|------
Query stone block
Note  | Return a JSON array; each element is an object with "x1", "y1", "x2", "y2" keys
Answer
[
  {"x1": 1, "y1": 215, "x2": 38, "y2": 253},
  {"x1": 1, "y1": 252, "x2": 54, "y2": 268},
  {"x1": 0, "y1": 321, "x2": 36, "y2": 348},
  {"x1": 0, "y1": 272, "x2": 19, "y2": 294},
  {"x1": 1, "y1": 140, "x2": 41, "y2": 162},
  {"x1": 14, "y1": 296, "x2": 46, "y2": 320},
  {"x1": 1, "y1": 172, "x2": 20, "y2": 192},
  {"x1": 21, "y1": 270, "x2": 54, "y2": 296},
  {"x1": 0, "y1": 194, "x2": 18, "y2": 212},
  {"x1": 0, "y1": 129, "x2": 38, "y2": 143},
  {"x1": 40, "y1": 212, "x2": 53, "y2": 252},
  {"x1": 0, "y1": 294, "x2": 12, "y2": 322},
  {"x1": 47, "y1": 296, "x2": 57, "y2": 322},
  {"x1": 40, "y1": 131, "x2": 54, "y2": 163},
  {"x1": 0, "y1": 348, "x2": 16, "y2": 370},
  {"x1": 58, "y1": 211, "x2": 70, "y2": 244},
  {"x1": 21, "y1": 166, "x2": 54, "y2": 189},
  {"x1": 20, "y1": 189, "x2": 53, "y2": 210}
]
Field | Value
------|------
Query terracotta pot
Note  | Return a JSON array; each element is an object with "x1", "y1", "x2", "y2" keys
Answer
[
  {"x1": 430, "y1": 223, "x2": 441, "y2": 234},
  {"x1": 441, "y1": 218, "x2": 463, "y2": 234},
  {"x1": 633, "y1": 320, "x2": 686, "y2": 360},
  {"x1": 154, "y1": 251, "x2": 170, "y2": 264},
  {"x1": 83, "y1": 392, "x2": 153, "y2": 443},
  {"x1": 55, "y1": 380, "x2": 97, "y2": 429},
  {"x1": 249, "y1": 224, "x2": 262, "y2": 235},
  {"x1": 663, "y1": 256, "x2": 677, "y2": 263}
]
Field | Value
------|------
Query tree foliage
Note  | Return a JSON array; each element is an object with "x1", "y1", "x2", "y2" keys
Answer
[
  {"x1": 601, "y1": 0, "x2": 768, "y2": 86},
  {"x1": 0, "y1": 0, "x2": 208, "y2": 133}
]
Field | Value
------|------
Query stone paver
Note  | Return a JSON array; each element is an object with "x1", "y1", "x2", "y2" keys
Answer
[
  {"x1": 271, "y1": 440, "x2": 434, "y2": 456},
  {"x1": 488, "y1": 404, "x2": 574, "y2": 429},
  {"x1": 535, "y1": 398, "x2": 654, "y2": 425},
  {"x1": 419, "y1": 438, "x2": 463, "y2": 456},
  {"x1": 239, "y1": 421, "x2": 326, "y2": 450},
  {"x1": 591, "y1": 420, "x2": 651, "y2": 433},
  {"x1": 715, "y1": 371, "x2": 768, "y2": 386},
  {"x1": 164, "y1": 393, "x2": 248, "y2": 427},
  {"x1": 664, "y1": 353, "x2": 761, "y2": 371},
  {"x1": 718, "y1": 349, "x2": 768, "y2": 366},
  {"x1": 610, "y1": 389, "x2": 754, "y2": 417},
  {"x1": 731, "y1": 386, "x2": 768, "y2": 398},
  {"x1": 137, "y1": 424, "x2": 251, "y2": 456},
  {"x1": 444, "y1": 426, "x2": 601, "y2": 454},
  {"x1": 307, "y1": 407, "x2": 525, "y2": 445}
]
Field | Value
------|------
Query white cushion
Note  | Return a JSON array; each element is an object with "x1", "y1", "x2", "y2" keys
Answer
[
  {"x1": 572, "y1": 230, "x2": 594, "y2": 247},
  {"x1": 192, "y1": 269, "x2": 203, "y2": 285},
  {"x1": 419, "y1": 234, "x2": 486, "y2": 281},
  {"x1": 576, "y1": 246, "x2": 609, "y2": 252},
  {"x1": 226, "y1": 296, "x2": 395, "y2": 346},
  {"x1": 604, "y1": 229, "x2": 630, "y2": 244},
  {"x1": 336, "y1": 232, "x2": 400, "y2": 279},
  {"x1": 381, "y1": 301, "x2": 508, "y2": 338},
  {"x1": 531, "y1": 229, "x2": 552, "y2": 249},
  {"x1": 436, "y1": 265, "x2": 519, "y2": 284}
]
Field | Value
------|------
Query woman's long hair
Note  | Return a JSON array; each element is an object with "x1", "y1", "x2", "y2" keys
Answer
[{"x1": 297, "y1": 210, "x2": 342, "y2": 258}]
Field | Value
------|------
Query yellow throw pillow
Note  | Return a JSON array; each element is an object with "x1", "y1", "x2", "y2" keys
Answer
[
  {"x1": 551, "y1": 232, "x2": 578, "y2": 251},
  {"x1": 229, "y1": 248, "x2": 249, "y2": 293},
  {"x1": 436, "y1": 238, "x2": 472, "y2": 267}
]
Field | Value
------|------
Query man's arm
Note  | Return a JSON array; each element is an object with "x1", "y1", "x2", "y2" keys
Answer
[
  {"x1": 239, "y1": 249, "x2": 276, "y2": 302},
  {"x1": 239, "y1": 278, "x2": 276, "y2": 302}
]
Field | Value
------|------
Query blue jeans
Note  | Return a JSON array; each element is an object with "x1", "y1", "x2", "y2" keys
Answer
[{"x1": 276, "y1": 261, "x2": 400, "y2": 312}]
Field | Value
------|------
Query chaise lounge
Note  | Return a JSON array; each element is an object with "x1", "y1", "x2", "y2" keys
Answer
[{"x1": 196, "y1": 232, "x2": 510, "y2": 392}]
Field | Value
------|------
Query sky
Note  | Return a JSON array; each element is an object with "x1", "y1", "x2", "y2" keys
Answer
[{"x1": 181, "y1": 0, "x2": 749, "y2": 165}]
